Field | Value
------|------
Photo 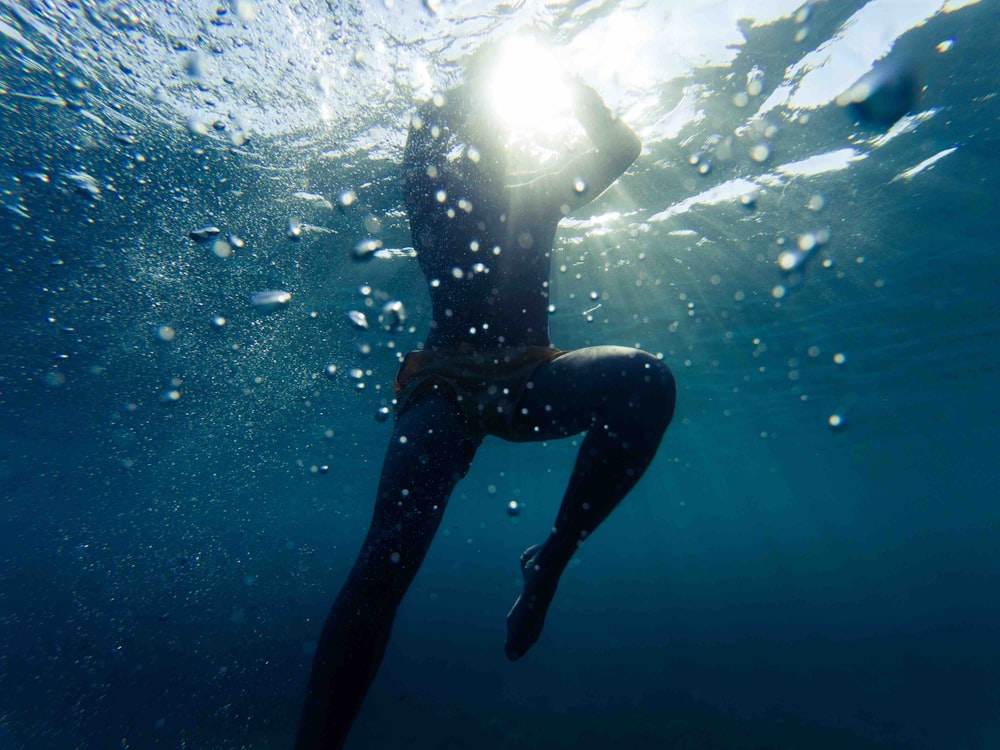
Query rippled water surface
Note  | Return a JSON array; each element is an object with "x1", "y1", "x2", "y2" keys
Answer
[{"x1": 2, "y1": 1, "x2": 998, "y2": 748}]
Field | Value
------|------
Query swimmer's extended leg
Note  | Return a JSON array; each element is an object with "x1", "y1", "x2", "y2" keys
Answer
[
  {"x1": 295, "y1": 392, "x2": 479, "y2": 749},
  {"x1": 505, "y1": 346, "x2": 675, "y2": 660}
]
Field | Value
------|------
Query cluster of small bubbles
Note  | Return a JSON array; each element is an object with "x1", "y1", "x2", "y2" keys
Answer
[
  {"x1": 338, "y1": 190, "x2": 357, "y2": 207},
  {"x1": 155, "y1": 325, "x2": 176, "y2": 342},
  {"x1": 375, "y1": 406, "x2": 391, "y2": 423},
  {"x1": 287, "y1": 217, "x2": 303, "y2": 239},
  {"x1": 348, "y1": 310, "x2": 368, "y2": 330},
  {"x1": 349, "y1": 369, "x2": 366, "y2": 391},
  {"x1": 793, "y1": 5, "x2": 810, "y2": 41}
]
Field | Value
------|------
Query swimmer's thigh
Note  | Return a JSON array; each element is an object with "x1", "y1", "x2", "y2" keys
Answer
[{"x1": 514, "y1": 345, "x2": 671, "y2": 441}]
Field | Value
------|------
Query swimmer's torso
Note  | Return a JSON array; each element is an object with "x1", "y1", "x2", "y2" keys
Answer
[{"x1": 403, "y1": 93, "x2": 563, "y2": 351}]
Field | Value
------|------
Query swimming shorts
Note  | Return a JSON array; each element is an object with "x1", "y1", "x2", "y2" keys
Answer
[{"x1": 393, "y1": 345, "x2": 567, "y2": 441}]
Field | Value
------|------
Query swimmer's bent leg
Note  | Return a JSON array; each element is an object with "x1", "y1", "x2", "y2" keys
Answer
[
  {"x1": 505, "y1": 346, "x2": 675, "y2": 660},
  {"x1": 295, "y1": 392, "x2": 480, "y2": 750}
]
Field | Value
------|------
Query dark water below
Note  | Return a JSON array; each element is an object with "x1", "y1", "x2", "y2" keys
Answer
[{"x1": 1, "y1": 1, "x2": 999, "y2": 748}]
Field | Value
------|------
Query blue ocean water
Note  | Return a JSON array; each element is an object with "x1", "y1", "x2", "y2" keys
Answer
[{"x1": 1, "y1": 1, "x2": 998, "y2": 748}]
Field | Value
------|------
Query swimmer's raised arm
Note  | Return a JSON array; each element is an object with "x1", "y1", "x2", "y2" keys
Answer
[{"x1": 512, "y1": 80, "x2": 640, "y2": 217}]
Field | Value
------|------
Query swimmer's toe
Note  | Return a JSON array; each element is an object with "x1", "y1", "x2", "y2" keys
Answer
[{"x1": 520, "y1": 544, "x2": 543, "y2": 573}]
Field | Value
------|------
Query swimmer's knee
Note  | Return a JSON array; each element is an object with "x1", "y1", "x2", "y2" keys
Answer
[{"x1": 617, "y1": 351, "x2": 675, "y2": 429}]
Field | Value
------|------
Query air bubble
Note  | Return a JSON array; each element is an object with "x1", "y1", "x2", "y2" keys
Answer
[
  {"x1": 348, "y1": 310, "x2": 369, "y2": 330},
  {"x1": 379, "y1": 300, "x2": 407, "y2": 332},
  {"x1": 352, "y1": 238, "x2": 383, "y2": 262},
  {"x1": 250, "y1": 290, "x2": 291, "y2": 312},
  {"x1": 188, "y1": 226, "x2": 221, "y2": 242}
]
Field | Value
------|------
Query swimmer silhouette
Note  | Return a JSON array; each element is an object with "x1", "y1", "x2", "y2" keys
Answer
[{"x1": 295, "y1": 39, "x2": 675, "y2": 749}]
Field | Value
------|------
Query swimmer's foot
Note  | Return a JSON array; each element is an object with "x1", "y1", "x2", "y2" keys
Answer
[{"x1": 505, "y1": 544, "x2": 559, "y2": 661}]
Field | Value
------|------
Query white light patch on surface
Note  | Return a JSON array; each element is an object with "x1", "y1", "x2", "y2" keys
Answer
[
  {"x1": 865, "y1": 109, "x2": 940, "y2": 148},
  {"x1": 648, "y1": 178, "x2": 759, "y2": 222},
  {"x1": 774, "y1": 148, "x2": 867, "y2": 177},
  {"x1": 757, "y1": 0, "x2": 961, "y2": 116},
  {"x1": 892, "y1": 147, "x2": 958, "y2": 181}
]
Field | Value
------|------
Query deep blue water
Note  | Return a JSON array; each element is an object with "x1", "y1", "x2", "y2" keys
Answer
[{"x1": 2, "y1": 1, "x2": 999, "y2": 748}]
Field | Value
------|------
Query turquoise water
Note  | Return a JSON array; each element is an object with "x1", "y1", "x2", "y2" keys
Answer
[{"x1": 1, "y1": 1, "x2": 998, "y2": 748}]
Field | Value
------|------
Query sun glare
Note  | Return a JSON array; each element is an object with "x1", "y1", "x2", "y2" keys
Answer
[{"x1": 488, "y1": 38, "x2": 573, "y2": 135}]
